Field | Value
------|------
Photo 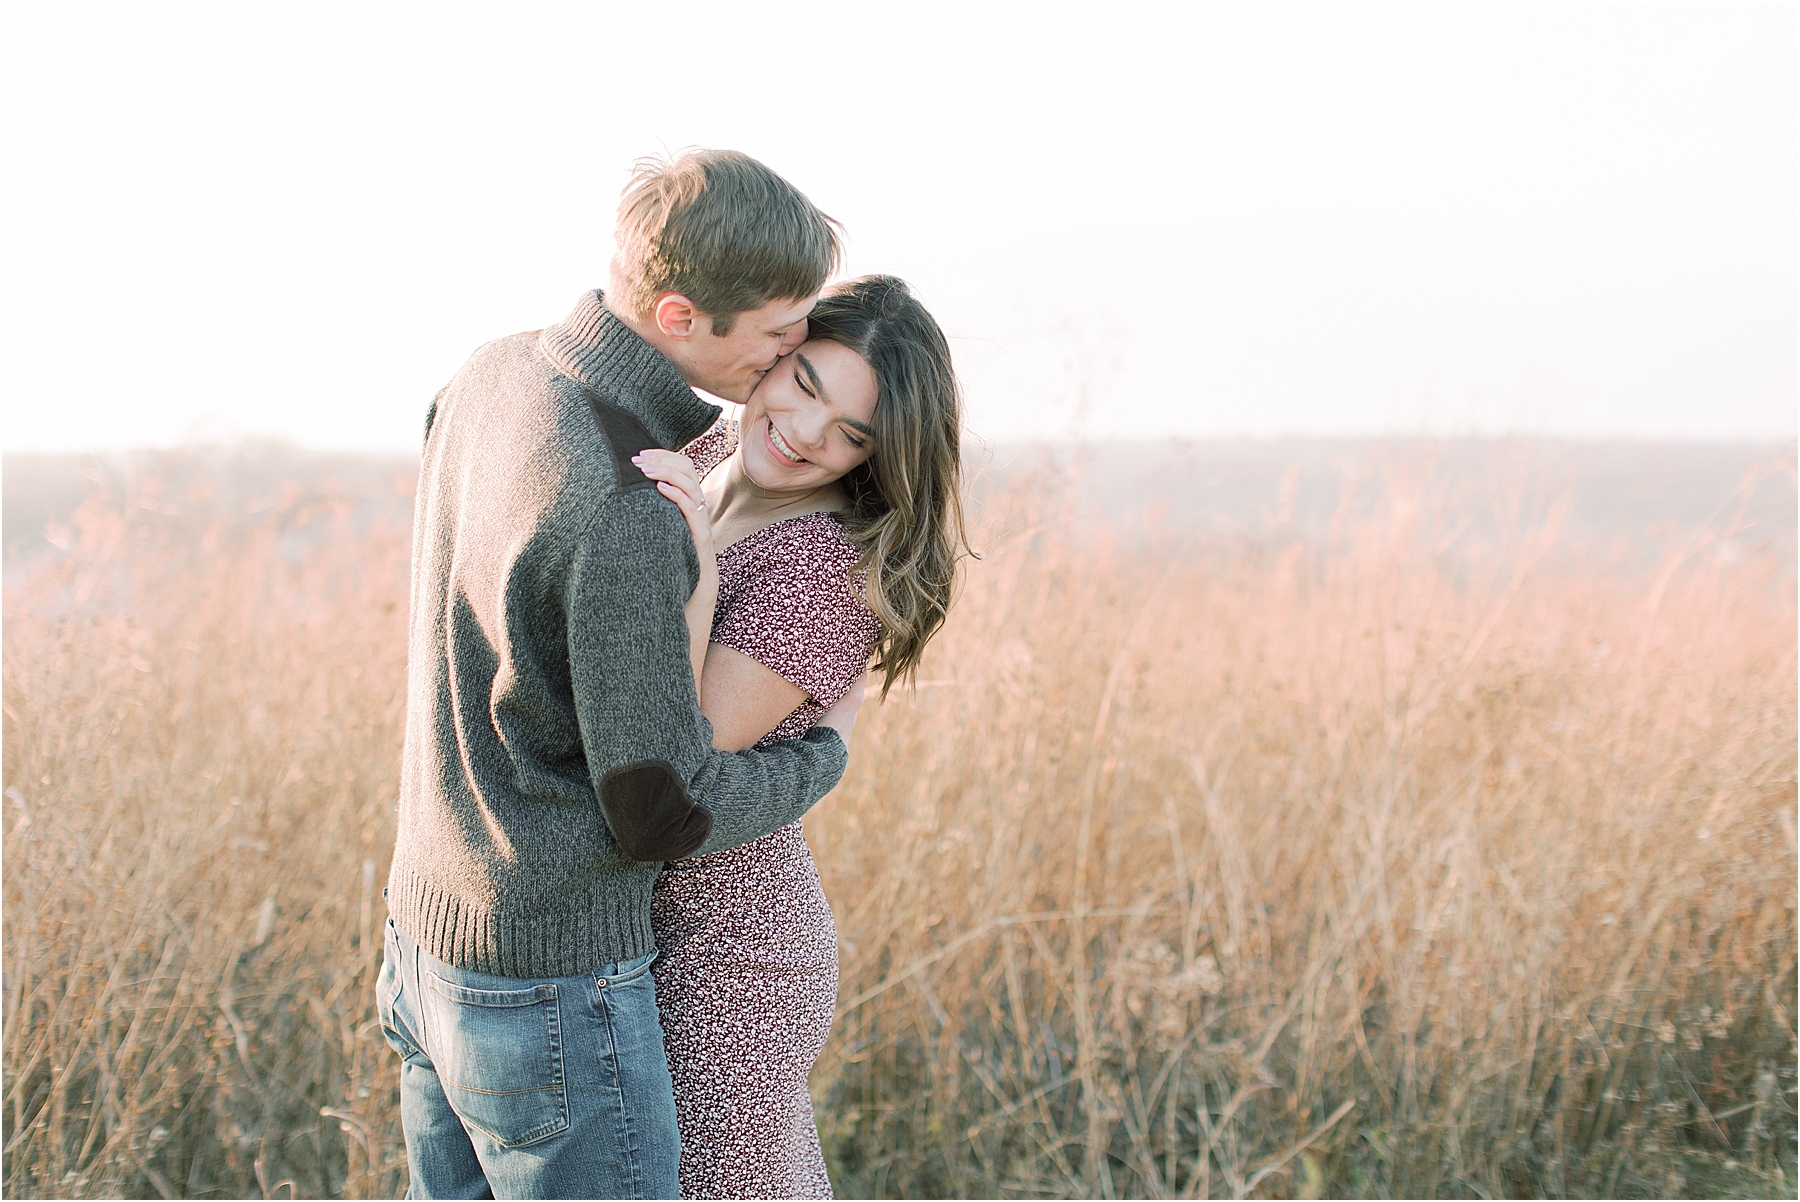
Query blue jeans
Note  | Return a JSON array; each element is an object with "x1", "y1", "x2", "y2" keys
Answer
[{"x1": 377, "y1": 917, "x2": 680, "y2": 1199}]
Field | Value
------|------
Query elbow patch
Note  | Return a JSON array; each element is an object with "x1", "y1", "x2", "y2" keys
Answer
[{"x1": 598, "y1": 759, "x2": 713, "y2": 862}]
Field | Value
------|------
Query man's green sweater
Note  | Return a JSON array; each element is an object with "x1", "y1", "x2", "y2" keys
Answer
[{"x1": 387, "y1": 290, "x2": 848, "y2": 978}]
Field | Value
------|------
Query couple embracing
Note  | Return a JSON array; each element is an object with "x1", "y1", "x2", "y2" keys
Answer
[{"x1": 376, "y1": 149, "x2": 969, "y2": 1199}]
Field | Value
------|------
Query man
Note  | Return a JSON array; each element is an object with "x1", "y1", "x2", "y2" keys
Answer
[{"x1": 377, "y1": 150, "x2": 861, "y2": 1198}]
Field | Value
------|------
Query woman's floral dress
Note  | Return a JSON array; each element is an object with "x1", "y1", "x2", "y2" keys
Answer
[{"x1": 650, "y1": 417, "x2": 880, "y2": 1199}]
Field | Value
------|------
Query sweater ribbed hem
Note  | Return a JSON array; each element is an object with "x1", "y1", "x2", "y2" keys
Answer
[
  {"x1": 538, "y1": 291, "x2": 721, "y2": 451},
  {"x1": 385, "y1": 859, "x2": 657, "y2": 979}
]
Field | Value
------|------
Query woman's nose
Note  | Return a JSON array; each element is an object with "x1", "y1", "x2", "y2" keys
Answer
[{"x1": 793, "y1": 409, "x2": 831, "y2": 449}]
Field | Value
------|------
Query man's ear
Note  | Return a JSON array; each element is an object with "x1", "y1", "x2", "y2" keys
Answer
[{"x1": 652, "y1": 293, "x2": 699, "y2": 341}]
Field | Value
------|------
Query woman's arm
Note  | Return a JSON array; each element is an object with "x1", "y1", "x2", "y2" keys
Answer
[
  {"x1": 697, "y1": 647, "x2": 867, "y2": 752},
  {"x1": 633, "y1": 450, "x2": 717, "y2": 691},
  {"x1": 697, "y1": 644, "x2": 809, "y2": 751}
]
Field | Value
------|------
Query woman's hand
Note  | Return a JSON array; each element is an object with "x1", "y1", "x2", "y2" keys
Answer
[
  {"x1": 635, "y1": 450, "x2": 712, "y2": 561},
  {"x1": 633, "y1": 449, "x2": 717, "y2": 694}
]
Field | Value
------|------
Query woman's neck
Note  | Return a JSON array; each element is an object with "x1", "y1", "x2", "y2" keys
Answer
[{"x1": 703, "y1": 446, "x2": 846, "y2": 548}]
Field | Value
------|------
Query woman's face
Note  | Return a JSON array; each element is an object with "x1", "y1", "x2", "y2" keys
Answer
[{"x1": 737, "y1": 338, "x2": 878, "y2": 493}]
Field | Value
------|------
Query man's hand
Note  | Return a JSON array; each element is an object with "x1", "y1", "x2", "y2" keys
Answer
[{"x1": 817, "y1": 672, "x2": 868, "y2": 744}]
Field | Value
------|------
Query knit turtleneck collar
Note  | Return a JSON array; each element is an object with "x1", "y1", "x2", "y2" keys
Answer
[{"x1": 538, "y1": 290, "x2": 722, "y2": 450}]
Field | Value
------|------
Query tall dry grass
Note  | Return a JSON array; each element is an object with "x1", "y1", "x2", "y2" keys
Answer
[
  {"x1": 3, "y1": 446, "x2": 1794, "y2": 1199},
  {"x1": 4, "y1": 460, "x2": 413, "y2": 1198}
]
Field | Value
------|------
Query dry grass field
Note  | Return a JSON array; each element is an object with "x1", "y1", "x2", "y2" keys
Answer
[{"x1": 3, "y1": 442, "x2": 1795, "y2": 1199}]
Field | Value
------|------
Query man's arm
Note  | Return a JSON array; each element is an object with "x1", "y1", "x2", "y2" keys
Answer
[{"x1": 566, "y1": 487, "x2": 849, "y2": 860}]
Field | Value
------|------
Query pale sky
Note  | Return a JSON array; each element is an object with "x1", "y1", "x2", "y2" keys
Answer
[{"x1": 1, "y1": 1, "x2": 1794, "y2": 452}]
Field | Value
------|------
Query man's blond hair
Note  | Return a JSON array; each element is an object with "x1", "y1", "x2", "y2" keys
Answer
[{"x1": 613, "y1": 150, "x2": 842, "y2": 335}]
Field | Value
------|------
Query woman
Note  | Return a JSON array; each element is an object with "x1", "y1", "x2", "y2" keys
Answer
[{"x1": 632, "y1": 275, "x2": 969, "y2": 1198}]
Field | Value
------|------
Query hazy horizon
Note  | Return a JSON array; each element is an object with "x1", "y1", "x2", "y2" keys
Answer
[{"x1": 7, "y1": 435, "x2": 1791, "y2": 569}]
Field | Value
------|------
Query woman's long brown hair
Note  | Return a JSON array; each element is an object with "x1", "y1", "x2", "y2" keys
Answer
[{"x1": 807, "y1": 275, "x2": 973, "y2": 698}]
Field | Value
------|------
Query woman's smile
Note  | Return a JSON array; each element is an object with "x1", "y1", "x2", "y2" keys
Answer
[{"x1": 764, "y1": 419, "x2": 809, "y2": 466}]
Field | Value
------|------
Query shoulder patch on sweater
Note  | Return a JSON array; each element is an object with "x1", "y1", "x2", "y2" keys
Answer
[{"x1": 587, "y1": 393, "x2": 663, "y2": 493}]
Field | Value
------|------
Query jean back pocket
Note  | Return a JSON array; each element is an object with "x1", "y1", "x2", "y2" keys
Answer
[{"x1": 419, "y1": 971, "x2": 569, "y2": 1148}]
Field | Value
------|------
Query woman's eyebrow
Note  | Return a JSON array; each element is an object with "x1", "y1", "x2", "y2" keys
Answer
[
  {"x1": 795, "y1": 353, "x2": 830, "y2": 403},
  {"x1": 796, "y1": 352, "x2": 876, "y2": 437}
]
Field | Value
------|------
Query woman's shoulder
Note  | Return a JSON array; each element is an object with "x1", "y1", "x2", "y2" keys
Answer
[
  {"x1": 679, "y1": 410, "x2": 740, "y2": 480},
  {"x1": 712, "y1": 511, "x2": 879, "y2": 705},
  {"x1": 730, "y1": 510, "x2": 864, "y2": 576},
  {"x1": 718, "y1": 513, "x2": 877, "y2": 632}
]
